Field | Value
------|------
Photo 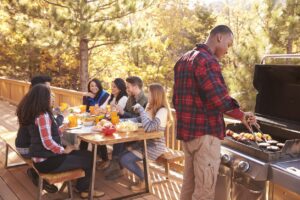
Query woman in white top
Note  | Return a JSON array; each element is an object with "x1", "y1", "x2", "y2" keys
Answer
[
  {"x1": 119, "y1": 83, "x2": 173, "y2": 192},
  {"x1": 107, "y1": 78, "x2": 128, "y2": 109},
  {"x1": 96, "y1": 78, "x2": 128, "y2": 115},
  {"x1": 96, "y1": 78, "x2": 128, "y2": 169}
]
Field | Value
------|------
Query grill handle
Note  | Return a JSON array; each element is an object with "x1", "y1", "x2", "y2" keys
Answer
[{"x1": 261, "y1": 54, "x2": 300, "y2": 64}]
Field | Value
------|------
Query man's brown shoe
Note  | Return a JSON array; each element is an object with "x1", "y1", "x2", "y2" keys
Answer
[{"x1": 130, "y1": 181, "x2": 146, "y2": 193}]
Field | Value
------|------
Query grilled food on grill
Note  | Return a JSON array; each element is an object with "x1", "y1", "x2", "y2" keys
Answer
[
  {"x1": 258, "y1": 142, "x2": 270, "y2": 148},
  {"x1": 255, "y1": 132, "x2": 263, "y2": 139},
  {"x1": 277, "y1": 143, "x2": 285, "y2": 148},
  {"x1": 232, "y1": 133, "x2": 240, "y2": 140},
  {"x1": 267, "y1": 145, "x2": 280, "y2": 151},
  {"x1": 262, "y1": 134, "x2": 272, "y2": 141},
  {"x1": 266, "y1": 140, "x2": 278, "y2": 145},
  {"x1": 226, "y1": 130, "x2": 234, "y2": 136}
]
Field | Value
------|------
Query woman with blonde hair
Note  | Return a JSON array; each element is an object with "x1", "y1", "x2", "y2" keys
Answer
[{"x1": 120, "y1": 83, "x2": 173, "y2": 192}]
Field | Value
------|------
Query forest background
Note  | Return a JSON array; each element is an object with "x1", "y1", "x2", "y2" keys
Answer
[{"x1": 0, "y1": 0, "x2": 300, "y2": 110}]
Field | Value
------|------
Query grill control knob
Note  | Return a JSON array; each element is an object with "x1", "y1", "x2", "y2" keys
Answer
[
  {"x1": 221, "y1": 154, "x2": 231, "y2": 164},
  {"x1": 238, "y1": 161, "x2": 250, "y2": 172}
]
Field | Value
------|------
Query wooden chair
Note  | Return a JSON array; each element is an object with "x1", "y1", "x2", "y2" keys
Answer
[{"x1": 1, "y1": 131, "x2": 85, "y2": 200}]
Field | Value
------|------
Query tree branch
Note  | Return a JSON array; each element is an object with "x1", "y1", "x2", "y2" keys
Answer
[
  {"x1": 88, "y1": 41, "x2": 118, "y2": 50},
  {"x1": 42, "y1": 0, "x2": 70, "y2": 9},
  {"x1": 90, "y1": 0, "x2": 155, "y2": 23}
]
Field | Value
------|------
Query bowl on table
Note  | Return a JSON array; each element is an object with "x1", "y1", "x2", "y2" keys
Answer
[{"x1": 102, "y1": 126, "x2": 116, "y2": 136}]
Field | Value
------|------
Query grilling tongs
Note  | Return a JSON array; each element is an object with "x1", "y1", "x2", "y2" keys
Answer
[{"x1": 247, "y1": 122, "x2": 266, "y2": 149}]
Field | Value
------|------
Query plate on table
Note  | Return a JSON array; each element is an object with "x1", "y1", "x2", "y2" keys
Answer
[{"x1": 66, "y1": 125, "x2": 82, "y2": 130}]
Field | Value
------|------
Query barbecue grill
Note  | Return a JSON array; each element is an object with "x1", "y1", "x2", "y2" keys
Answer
[{"x1": 215, "y1": 55, "x2": 300, "y2": 200}]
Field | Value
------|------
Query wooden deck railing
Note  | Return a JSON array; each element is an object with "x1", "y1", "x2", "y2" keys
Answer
[
  {"x1": 0, "y1": 77, "x2": 183, "y2": 159},
  {"x1": 0, "y1": 77, "x2": 84, "y2": 106}
]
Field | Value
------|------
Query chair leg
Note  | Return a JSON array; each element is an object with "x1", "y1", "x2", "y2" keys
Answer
[
  {"x1": 67, "y1": 181, "x2": 73, "y2": 199},
  {"x1": 38, "y1": 176, "x2": 43, "y2": 200},
  {"x1": 165, "y1": 163, "x2": 170, "y2": 180},
  {"x1": 59, "y1": 181, "x2": 67, "y2": 193},
  {"x1": 4, "y1": 144, "x2": 9, "y2": 168}
]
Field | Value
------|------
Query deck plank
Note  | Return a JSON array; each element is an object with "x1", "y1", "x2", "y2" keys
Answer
[
  {"x1": 0, "y1": 166, "x2": 35, "y2": 200},
  {"x1": 0, "y1": 177, "x2": 19, "y2": 200}
]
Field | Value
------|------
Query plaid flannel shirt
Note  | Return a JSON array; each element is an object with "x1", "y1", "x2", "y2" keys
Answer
[
  {"x1": 32, "y1": 113, "x2": 64, "y2": 163},
  {"x1": 172, "y1": 44, "x2": 241, "y2": 141}
]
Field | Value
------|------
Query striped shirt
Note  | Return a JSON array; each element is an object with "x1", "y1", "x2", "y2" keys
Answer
[
  {"x1": 131, "y1": 107, "x2": 168, "y2": 160},
  {"x1": 32, "y1": 113, "x2": 64, "y2": 163}
]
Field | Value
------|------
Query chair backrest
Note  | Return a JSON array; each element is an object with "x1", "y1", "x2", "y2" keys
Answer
[{"x1": 165, "y1": 120, "x2": 180, "y2": 149}]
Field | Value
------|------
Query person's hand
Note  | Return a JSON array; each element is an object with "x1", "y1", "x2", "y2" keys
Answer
[
  {"x1": 132, "y1": 103, "x2": 142, "y2": 112},
  {"x1": 52, "y1": 107, "x2": 62, "y2": 116},
  {"x1": 83, "y1": 92, "x2": 95, "y2": 98},
  {"x1": 241, "y1": 112, "x2": 257, "y2": 132},
  {"x1": 63, "y1": 145, "x2": 75, "y2": 154},
  {"x1": 59, "y1": 123, "x2": 69, "y2": 133},
  {"x1": 95, "y1": 107, "x2": 106, "y2": 115},
  {"x1": 116, "y1": 105, "x2": 124, "y2": 115}
]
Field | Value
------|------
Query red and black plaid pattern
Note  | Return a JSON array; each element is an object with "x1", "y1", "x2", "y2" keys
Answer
[{"x1": 172, "y1": 44, "x2": 240, "y2": 141}]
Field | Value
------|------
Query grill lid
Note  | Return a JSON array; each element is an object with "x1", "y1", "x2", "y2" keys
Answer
[{"x1": 253, "y1": 64, "x2": 300, "y2": 126}]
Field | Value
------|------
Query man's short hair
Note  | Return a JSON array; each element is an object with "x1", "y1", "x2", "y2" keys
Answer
[
  {"x1": 30, "y1": 75, "x2": 52, "y2": 87},
  {"x1": 126, "y1": 76, "x2": 143, "y2": 89},
  {"x1": 210, "y1": 25, "x2": 233, "y2": 36}
]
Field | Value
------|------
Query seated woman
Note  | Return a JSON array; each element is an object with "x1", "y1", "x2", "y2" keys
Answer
[
  {"x1": 15, "y1": 92, "x2": 64, "y2": 193},
  {"x1": 16, "y1": 84, "x2": 104, "y2": 198},
  {"x1": 96, "y1": 78, "x2": 128, "y2": 170},
  {"x1": 106, "y1": 78, "x2": 128, "y2": 110},
  {"x1": 119, "y1": 83, "x2": 173, "y2": 192},
  {"x1": 80, "y1": 78, "x2": 110, "y2": 163}
]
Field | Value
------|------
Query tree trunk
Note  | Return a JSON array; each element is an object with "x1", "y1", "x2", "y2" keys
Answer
[
  {"x1": 79, "y1": 38, "x2": 89, "y2": 91},
  {"x1": 286, "y1": 37, "x2": 293, "y2": 54}
]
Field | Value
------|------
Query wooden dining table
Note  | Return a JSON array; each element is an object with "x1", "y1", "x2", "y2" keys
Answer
[{"x1": 70, "y1": 127, "x2": 164, "y2": 200}]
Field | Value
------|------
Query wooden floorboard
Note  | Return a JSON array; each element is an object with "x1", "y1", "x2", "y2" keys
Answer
[{"x1": 0, "y1": 100, "x2": 182, "y2": 200}]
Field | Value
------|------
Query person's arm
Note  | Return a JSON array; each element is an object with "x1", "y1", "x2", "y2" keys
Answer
[
  {"x1": 55, "y1": 114, "x2": 64, "y2": 126},
  {"x1": 195, "y1": 59, "x2": 240, "y2": 112},
  {"x1": 134, "y1": 105, "x2": 164, "y2": 132},
  {"x1": 225, "y1": 108, "x2": 244, "y2": 120},
  {"x1": 99, "y1": 93, "x2": 110, "y2": 109},
  {"x1": 35, "y1": 113, "x2": 64, "y2": 154}
]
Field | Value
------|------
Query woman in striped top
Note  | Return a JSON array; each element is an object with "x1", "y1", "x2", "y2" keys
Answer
[{"x1": 119, "y1": 83, "x2": 173, "y2": 192}]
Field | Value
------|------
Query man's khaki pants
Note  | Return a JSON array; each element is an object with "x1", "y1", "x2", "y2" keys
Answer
[{"x1": 180, "y1": 135, "x2": 221, "y2": 200}]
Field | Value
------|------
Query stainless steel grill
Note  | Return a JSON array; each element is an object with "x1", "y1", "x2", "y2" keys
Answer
[{"x1": 215, "y1": 56, "x2": 300, "y2": 200}]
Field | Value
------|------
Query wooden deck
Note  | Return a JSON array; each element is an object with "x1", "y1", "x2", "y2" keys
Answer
[{"x1": 0, "y1": 100, "x2": 182, "y2": 200}]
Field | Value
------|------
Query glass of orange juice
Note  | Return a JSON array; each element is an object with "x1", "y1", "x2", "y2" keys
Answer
[
  {"x1": 89, "y1": 106, "x2": 95, "y2": 115},
  {"x1": 68, "y1": 114, "x2": 78, "y2": 128},
  {"x1": 79, "y1": 105, "x2": 87, "y2": 113},
  {"x1": 111, "y1": 115, "x2": 120, "y2": 125},
  {"x1": 60, "y1": 102, "x2": 69, "y2": 112}
]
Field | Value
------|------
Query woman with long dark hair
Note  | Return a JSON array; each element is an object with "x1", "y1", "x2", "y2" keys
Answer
[
  {"x1": 95, "y1": 78, "x2": 128, "y2": 170},
  {"x1": 83, "y1": 78, "x2": 110, "y2": 112},
  {"x1": 16, "y1": 84, "x2": 104, "y2": 198},
  {"x1": 81, "y1": 78, "x2": 110, "y2": 165},
  {"x1": 107, "y1": 78, "x2": 128, "y2": 109}
]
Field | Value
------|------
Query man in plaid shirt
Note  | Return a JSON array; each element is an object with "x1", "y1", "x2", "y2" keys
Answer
[{"x1": 173, "y1": 25, "x2": 256, "y2": 200}]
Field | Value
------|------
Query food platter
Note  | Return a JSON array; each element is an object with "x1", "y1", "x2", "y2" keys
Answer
[{"x1": 116, "y1": 121, "x2": 139, "y2": 132}]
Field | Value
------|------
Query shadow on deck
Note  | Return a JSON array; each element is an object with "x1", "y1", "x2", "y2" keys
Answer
[{"x1": 0, "y1": 100, "x2": 182, "y2": 200}]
